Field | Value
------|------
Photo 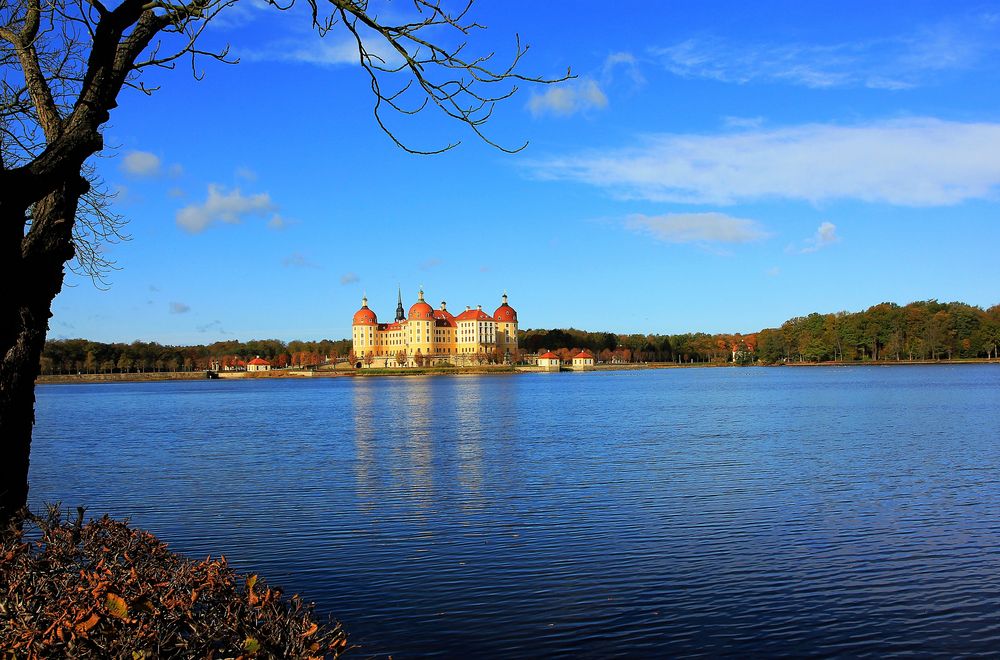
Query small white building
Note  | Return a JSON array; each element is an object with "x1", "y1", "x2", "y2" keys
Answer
[
  {"x1": 247, "y1": 357, "x2": 271, "y2": 372},
  {"x1": 571, "y1": 350, "x2": 595, "y2": 371},
  {"x1": 537, "y1": 351, "x2": 561, "y2": 372}
]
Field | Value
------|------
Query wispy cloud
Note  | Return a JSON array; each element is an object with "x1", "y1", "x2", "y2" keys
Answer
[
  {"x1": 245, "y1": 35, "x2": 397, "y2": 67},
  {"x1": 121, "y1": 151, "x2": 161, "y2": 177},
  {"x1": 282, "y1": 252, "x2": 319, "y2": 268},
  {"x1": 527, "y1": 51, "x2": 642, "y2": 119},
  {"x1": 169, "y1": 302, "x2": 191, "y2": 314},
  {"x1": 602, "y1": 51, "x2": 645, "y2": 86},
  {"x1": 267, "y1": 215, "x2": 289, "y2": 230},
  {"x1": 236, "y1": 166, "x2": 258, "y2": 181},
  {"x1": 197, "y1": 319, "x2": 231, "y2": 334},
  {"x1": 419, "y1": 257, "x2": 443, "y2": 270},
  {"x1": 652, "y1": 18, "x2": 997, "y2": 90},
  {"x1": 340, "y1": 272, "x2": 359, "y2": 285},
  {"x1": 528, "y1": 78, "x2": 608, "y2": 117},
  {"x1": 530, "y1": 118, "x2": 1000, "y2": 206},
  {"x1": 176, "y1": 185, "x2": 277, "y2": 233},
  {"x1": 626, "y1": 212, "x2": 769, "y2": 244},
  {"x1": 791, "y1": 221, "x2": 840, "y2": 254}
]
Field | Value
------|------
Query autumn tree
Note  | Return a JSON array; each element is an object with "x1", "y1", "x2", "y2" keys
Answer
[
  {"x1": 395, "y1": 350, "x2": 406, "y2": 368},
  {"x1": 0, "y1": 0, "x2": 567, "y2": 524}
]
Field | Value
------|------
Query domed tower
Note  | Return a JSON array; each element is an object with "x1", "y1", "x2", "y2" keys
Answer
[
  {"x1": 407, "y1": 288, "x2": 435, "y2": 362},
  {"x1": 352, "y1": 294, "x2": 378, "y2": 362},
  {"x1": 493, "y1": 292, "x2": 518, "y2": 361}
]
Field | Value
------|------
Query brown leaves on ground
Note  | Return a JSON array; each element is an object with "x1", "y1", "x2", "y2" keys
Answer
[{"x1": 0, "y1": 506, "x2": 348, "y2": 658}]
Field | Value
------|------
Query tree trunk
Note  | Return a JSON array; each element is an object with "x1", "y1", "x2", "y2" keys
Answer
[{"x1": 0, "y1": 182, "x2": 81, "y2": 527}]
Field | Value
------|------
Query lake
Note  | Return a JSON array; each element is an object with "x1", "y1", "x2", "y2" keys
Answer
[{"x1": 30, "y1": 366, "x2": 1000, "y2": 656}]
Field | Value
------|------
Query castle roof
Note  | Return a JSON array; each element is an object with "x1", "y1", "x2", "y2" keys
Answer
[
  {"x1": 574, "y1": 351, "x2": 594, "y2": 359},
  {"x1": 408, "y1": 288, "x2": 435, "y2": 320},
  {"x1": 538, "y1": 351, "x2": 559, "y2": 359},
  {"x1": 455, "y1": 308, "x2": 494, "y2": 321},
  {"x1": 433, "y1": 308, "x2": 457, "y2": 327},
  {"x1": 353, "y1": 306, "x2": 377, "y2": 325},
  {"x1": 248, "y1": 357, "x2": 270, "y2": 366},
  {"x1": 493, "y1": 303, "x2": 517, "y2": 322}
]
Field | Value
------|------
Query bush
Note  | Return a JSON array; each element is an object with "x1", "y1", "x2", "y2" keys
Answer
[{"x1": 0, "y1": 507, "x2": 347, "y2": 658}]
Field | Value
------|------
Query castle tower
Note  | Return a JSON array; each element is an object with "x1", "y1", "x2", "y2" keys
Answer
[
  {"x1": 493, "y1": 291, "x2": 518, "y2": 362},
  {"x1": 352, "y1": 293, "x2": 378, "y2": 361},
  {"x1": 407, "y1": 287, "x2": 435, "y2": 363},
  {"x1": 395, "y1": 287, "x2": 405, "y2": 323}
]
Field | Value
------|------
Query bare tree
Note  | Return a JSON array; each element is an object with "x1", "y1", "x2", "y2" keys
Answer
[{"x1": 0, "y1": 0, "x2": 568, "y2": 525}]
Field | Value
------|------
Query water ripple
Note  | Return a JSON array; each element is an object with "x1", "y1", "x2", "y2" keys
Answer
[{"x1": 29, "y1": 366, "x2": 1000, "y2": 657}]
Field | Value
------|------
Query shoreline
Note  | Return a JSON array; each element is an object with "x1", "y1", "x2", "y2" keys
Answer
[{"x1": 34, "y1": 358, "x2": 999, "y2": 385}]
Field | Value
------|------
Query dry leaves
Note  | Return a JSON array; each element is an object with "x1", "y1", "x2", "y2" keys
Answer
[{"x1": 0, "y1": 506, "x2": 349, "y2": 657}]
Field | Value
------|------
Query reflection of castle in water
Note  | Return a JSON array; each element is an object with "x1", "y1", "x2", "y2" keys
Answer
[{"x1": 350, "y1": 377, "x2": 496, "y2": 511}]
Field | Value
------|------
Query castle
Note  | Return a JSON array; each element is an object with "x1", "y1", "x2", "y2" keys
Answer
[{"x1": 351, "y1": 289, "x2": 518, "y2": 367}]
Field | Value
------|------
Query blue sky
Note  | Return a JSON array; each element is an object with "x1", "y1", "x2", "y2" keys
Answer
[{"x1": 52, "y1": 0, "x2": 1000, "y2": 343}]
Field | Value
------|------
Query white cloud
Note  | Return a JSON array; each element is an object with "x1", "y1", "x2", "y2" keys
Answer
[
  {"x1": 531, "y1": 118, "x2": 1000, "y2": 206},
  {"x1": 236, "y1": 166, "x2": 258, "y2": 181},
  {"x1": 626, "y1": 212, "x2": 769, "y2": 244},
  {"x1": 176, "y1": 185, "x2": 277, "y2": 233},
  {"x1": 340, "y1": 272, "x2": 359, "y2": 285},
  {"x1": 169, "y1": 302, "x2": 191, "y2": 314},
  {"x1": 121, "y1": 151, "x2": 161, "y2": 177},
  {"x1": 245, "y1": 36, "x2": 398, "y2": 67},
  {"x1": 602, "y1": 51, "x2": 644, "y2": 86},
  {"x1": 528, "y1": 78, "x2": 608, "y2": 117},
  {"x1": 793, "y1": 221, "x2": 840, "y2": 254},
  {"x1": 282, "y1": 252, "x2": 319, "y2": 268},
  {"x1": 722, "y1": 115, "x2": 765, "y2": 129},
  {"x1": 651, "y1": 19, "x2": 997, "y2": 90},
  {"x1": 267, "y1": 215, "x2": 288, "y2": 230}
]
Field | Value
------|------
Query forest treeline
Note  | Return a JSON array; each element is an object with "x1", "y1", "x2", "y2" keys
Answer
[
  {"x1": 522, "y1": 300, "x2": 1000, "y2": 364},
  {"x1": 39, "y1": 338, "x2": 352, "y2": 374},
  {"x1": 40, "y1": 300, "x2": 1000, "y2": 374}
]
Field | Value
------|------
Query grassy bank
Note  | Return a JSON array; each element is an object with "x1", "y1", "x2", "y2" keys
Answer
[{"x1": 37, "y1": 359, "x2": 998, "y2": 385}]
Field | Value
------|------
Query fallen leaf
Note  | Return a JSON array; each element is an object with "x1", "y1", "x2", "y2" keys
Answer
[
  {"x1": 76, "y1": 613, "x2": 101, "y2": 633},
  {"x1": 106, "y1": 593, "x2": 128, "y2": 619},
  {"x1": 244, "y1": 636, "x2": 260, "y2": 653}
]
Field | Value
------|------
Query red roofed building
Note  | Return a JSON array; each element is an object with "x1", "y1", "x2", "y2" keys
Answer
[
  {"x1": 537, "y1": 351, "x2": 561, "y2": 372},
  {"x1": 351, "y1": 289, "x2": 519, "y2": 367},
  {"x1": 571, "y1": 350, "x2": 595, "y2": 370},
  {"x1": 247, "y1": 357, "x2": 271, "y2": 372}
]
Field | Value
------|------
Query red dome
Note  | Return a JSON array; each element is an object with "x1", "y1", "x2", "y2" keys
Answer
[
  {"x1": 353, "y1": 307, "x2": 377, "y2": 325},
  {"x1": 493, "y1": 303, "x2": 517, "y2": 322},
  {"x1": 409, "y1": 301, "x2": 434, "y2": 320}
]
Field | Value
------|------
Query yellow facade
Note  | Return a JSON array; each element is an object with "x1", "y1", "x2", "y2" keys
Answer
[{"x1": 352, "y1": 289, "x2": 518, "y2": 367}]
